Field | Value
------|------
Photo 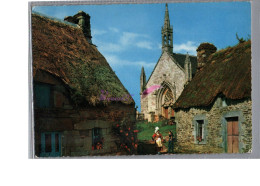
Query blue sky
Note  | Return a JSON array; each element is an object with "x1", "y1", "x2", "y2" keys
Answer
[{"x1": 32, "y1": 2, "x2": 251, "y2": 111}]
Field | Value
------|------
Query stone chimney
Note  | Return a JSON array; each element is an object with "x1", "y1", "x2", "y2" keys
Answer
[
  {"x1": 196, "y1": 43, "x2": 217, "y2": 70},
  {"x1": 64, "y1": 11, "x2": 92, "y2": 44}
]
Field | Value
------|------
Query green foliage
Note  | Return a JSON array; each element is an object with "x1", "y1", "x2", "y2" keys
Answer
[
  {"x1": 64, "y1": 59, "x2": 129, "y2": 106},
  {"x1": 136, "y1": 120, "x2": 176, "y2": 141},
  {"x1": 236, "y1": 33, "x2": 246, "y2": 44},
  {"x1": 226, "y1": 53, "x2": 232, "y2": 58}
]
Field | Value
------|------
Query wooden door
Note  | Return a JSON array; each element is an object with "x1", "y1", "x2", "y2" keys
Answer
[
  {"x1": 164, "y1": 107, "x2": 168, "y2": 119},
  {"x1": 227, "y1": 119, "x2": 239, "y2": 153},
  {"x1": 171, "y1": 108, "x2": 174, "y2": 117}
]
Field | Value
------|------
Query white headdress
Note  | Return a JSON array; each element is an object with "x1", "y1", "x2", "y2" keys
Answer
[{"x1": 155, "y1": 127, "x2": 159, "y2": 133}]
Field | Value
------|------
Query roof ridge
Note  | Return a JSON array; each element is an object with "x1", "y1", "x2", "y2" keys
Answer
[
  {"x1": 169, "y1": 52, "x2": 185, "y2": 72},
  {"x1": 32, "y1": 11, "x2": 79, "y2": 28},
  {"x1": 146, "y1": 51, "x2": 185, "y2": 84},
  {"x1": 173, "y1": 52, "x2": 197, "y2": 57}
]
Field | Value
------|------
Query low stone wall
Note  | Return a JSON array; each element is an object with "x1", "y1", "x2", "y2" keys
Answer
[
  {"x1": 35, "y1": 103, "x2": 137, "y2": 157},
  {"x1": 175, "y1": 97, "x2": 252, "y2": 154}
]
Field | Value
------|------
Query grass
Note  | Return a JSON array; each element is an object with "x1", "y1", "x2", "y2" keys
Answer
[{"x1": 136, "y1": 120, "x2": 176, "y2": 141}]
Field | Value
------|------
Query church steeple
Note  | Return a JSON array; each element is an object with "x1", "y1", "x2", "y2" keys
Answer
[
  {"x1": 161, "y1": 3, "x2": 173, "y2": 53},
  {"x1": 140, "y1": 66, "x2": 146, "y2": 93}
]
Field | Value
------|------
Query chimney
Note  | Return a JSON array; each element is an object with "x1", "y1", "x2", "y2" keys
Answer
[
  {"x1": 196, "y1": 43, "x2": 217, "y2": 70},
  {"x1": 64, "y1": 11, "x2": 92, "y2": 44}
]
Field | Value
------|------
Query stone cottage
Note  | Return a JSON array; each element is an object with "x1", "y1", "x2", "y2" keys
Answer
[
  {"x1": 32, "y1": 11, "x2": 137, "y2": 157},
  {"x1": 173, "y1": 41, "x2": 252, "y2": 153},
  {"x1": 140, "y1": 4, "x2": 197, "y2": 122}
]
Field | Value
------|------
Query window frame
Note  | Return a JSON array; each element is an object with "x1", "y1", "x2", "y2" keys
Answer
[
  {"x1": 40, "y1": 132, "x2": 61, "y2": 157},
  {"x1": 34, "y1": 82, "x2": 54, "y2": 109},
  {"x1": 92, "y1": 128, "x2": 103, "y2": 150},
  {"x1": 193, "y1": 115, "x2": 208, "y2": 145}
]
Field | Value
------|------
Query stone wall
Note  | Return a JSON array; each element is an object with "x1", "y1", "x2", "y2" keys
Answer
[
  {"x1": 35, "y1": 103, "x2": 136, "y2": 157},
  {"x1": 34, "y1": 71, "x2": 136, "y2": 157},
  {"x1": 63, "y1": 104, "x2": 136, "y2": 156},
  {"x1": 141, "y1": 51, "x2": 186, "y2": 121},
  {"x1": 174, "y1": 97, "x2": 252, "y2": 153}
]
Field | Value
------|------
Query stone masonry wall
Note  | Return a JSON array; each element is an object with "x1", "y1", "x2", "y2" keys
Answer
[
  {"x1": 34, "y1": 71, "x2": 136, "y2": 157},
  {"x1": 141, "y1": 51, "x2": 186, "y2": 120},
  {"x1": 63, "y1": 104, "x2": 136, "y2": 156},
  {"x1": 175, "y1": 97, "x2": 252, "y2": 154}
]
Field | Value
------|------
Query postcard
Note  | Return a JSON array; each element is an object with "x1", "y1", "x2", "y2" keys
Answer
[{"x1": 30, "y1": 1, "x2": 251, "y2": 157}]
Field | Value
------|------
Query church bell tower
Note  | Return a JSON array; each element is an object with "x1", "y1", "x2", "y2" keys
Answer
[{"x1": 161, "y1": 4, "x2": 173, "y2": 53}]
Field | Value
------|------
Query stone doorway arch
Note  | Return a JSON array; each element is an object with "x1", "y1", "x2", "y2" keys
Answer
[{"x1": 156, "y1": 81, "x2": 176, "y2": 116}]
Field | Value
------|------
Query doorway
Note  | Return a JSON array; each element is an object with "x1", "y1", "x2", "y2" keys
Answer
[{"x1": 226, "y1": 117, "x2": 239, "y2": 153}]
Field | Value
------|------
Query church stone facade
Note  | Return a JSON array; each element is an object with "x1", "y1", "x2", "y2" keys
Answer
[{"x1": 140, "y1": 4, "x2": 197, "y2": 122}]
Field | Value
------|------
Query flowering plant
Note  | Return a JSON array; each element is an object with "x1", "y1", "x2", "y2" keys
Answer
[{"x1": 197, "y1": 136, "x2": 202, "y2": 142}]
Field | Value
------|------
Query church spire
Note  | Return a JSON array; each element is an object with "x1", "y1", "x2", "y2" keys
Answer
[
  {"x1": 140, "y1": 66, "x2": 146, "y2": 93},
  {"x1": 161, "y1": 3, "x2": 173, "y2": 53},
  {"x1": 164, "y1": 3, "x2": 170, "y2": 29}
]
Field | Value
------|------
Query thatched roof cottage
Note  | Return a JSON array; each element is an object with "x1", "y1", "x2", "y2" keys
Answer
[{"x1": 32, "y1": 11, "x2": 137, "y2": 157}]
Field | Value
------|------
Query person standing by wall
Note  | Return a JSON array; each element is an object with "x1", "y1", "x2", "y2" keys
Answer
[{"x1": 168, "y1": 130, "x2": 174, "y2": 153}]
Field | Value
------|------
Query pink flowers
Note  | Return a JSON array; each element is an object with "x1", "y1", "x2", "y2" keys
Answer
[{"x1": 197, "y1": 136, "x2": 202, "y2": 142}]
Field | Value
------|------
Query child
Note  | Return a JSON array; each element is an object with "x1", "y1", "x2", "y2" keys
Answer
[{"x1": 168, "y1": 130, "x2": 174, "y2": 153}]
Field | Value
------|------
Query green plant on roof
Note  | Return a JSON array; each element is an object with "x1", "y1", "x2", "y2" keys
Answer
[{"x1": 236, "y1": 33, "x2": 245, "y2": 44}]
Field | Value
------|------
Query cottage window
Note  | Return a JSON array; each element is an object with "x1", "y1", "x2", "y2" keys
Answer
[
  {"x1": 196, "y1": 120, "x2": 205, "y2": 144},
  {"x1": 34, "y1": 83, "x2": 53, "y2": 108},
  {"x1": 92, "y1": 128, "x2": 103, "y2": 150},
  {"x1": 40, "y1": 132, "x2": 61, "y2": 157},
  {"x1": 222, "y1": 97, "x2": 228, "y2": 107}
]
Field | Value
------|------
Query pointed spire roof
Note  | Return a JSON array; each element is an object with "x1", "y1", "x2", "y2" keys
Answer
[
  {"x1": 140, "y1": 66, "x2": 146, "y2": 79},
  {"x1": 164, "y1": 3, "x2": 170, "y2": 29},
  {"x1": 161, "y1": 3, "x2": 173, "y2": 53},
  {"x1": 141, "y1": 66, "x2": 145, "y2": 75}
]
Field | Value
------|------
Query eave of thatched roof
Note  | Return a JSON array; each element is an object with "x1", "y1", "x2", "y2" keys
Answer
[
  {"x1": 173, "y1": 40, "x2": 251, "y2": 109},
  {"x1": 32, "y1": 13, "x2": 135, "y2": 106}
]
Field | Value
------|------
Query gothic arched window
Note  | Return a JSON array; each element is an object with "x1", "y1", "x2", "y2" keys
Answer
[{"x1": 162, "y1": 88, "x2": 173, "y2": 106}]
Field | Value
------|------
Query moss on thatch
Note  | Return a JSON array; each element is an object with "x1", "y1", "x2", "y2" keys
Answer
[
  {"x1": 174, "y1": 40, "x2": 251, "y2": 109},
  {"x1": 32, "y1": 13, "x2": 134, "y2": 106}
]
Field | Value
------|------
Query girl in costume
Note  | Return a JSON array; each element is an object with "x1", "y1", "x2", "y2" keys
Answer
[{"x1": 152, "y1": 127, "x2": 163, "y2": 154}]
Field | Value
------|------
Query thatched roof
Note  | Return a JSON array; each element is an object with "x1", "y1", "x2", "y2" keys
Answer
[
  {"x1": 32, "y1": 13, "x2": 134, "y2": 106},
  {"x1": 174, "y1": 40, "x2": 251, "y2": 109},
  {"x1": 172, "y1": 53, "x2": 197, "y2": 75}
]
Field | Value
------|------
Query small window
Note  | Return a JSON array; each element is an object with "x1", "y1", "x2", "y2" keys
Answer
[
  {"x1": 222, "y1": 97, "x2": 227, "y2": 107},
  {"x1": 34, "y1": 83, "x2": 53, "y2": 108},
  {"x1": 92, "y1": 128, "x2": 103, "y2": 150},
  {"x1": 196, "y1": 120, "x2": 205, "y2": 144}
]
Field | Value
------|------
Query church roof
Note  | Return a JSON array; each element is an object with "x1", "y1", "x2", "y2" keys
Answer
[
  {"x1": 172, "y1": 53, "x2": 197, "y2": 75},
  {"x1": 32, "y1": 12, "x2": 134, "y2": 106},
  {"x1": 146, "y1": 51, "x2": 197, "y2": 84},
  {"x1": 173, "y1": 40, "x2": 251, "y2": 109}
]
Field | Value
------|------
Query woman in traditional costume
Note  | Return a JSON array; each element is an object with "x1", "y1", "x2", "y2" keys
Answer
[{"x1": 152, "y1": 127, "x2": 163, "y2": 154}]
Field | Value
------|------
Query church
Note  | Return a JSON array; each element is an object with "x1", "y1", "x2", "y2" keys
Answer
[{"x1": 140, "y1": 4, "x2": 197, "y2": 122}]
